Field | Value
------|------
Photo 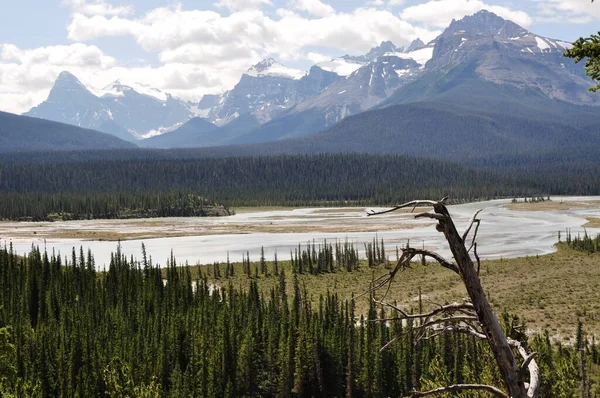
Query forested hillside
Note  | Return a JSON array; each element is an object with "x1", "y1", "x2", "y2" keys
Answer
[
  {"x1": 0, "y1": 111, "x2": 136, "y2": 152},
  {"x1": 2, "y1": 151, "x2": 600, "y2": 220},
  {"x1": 0, "y1": 152, "x2": 561, "y2": 221}
]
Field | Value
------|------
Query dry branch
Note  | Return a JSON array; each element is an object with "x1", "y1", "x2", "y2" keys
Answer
[
  {"x1": 463, "y1": 209, "x2": 483, "y2": 242},
  {"x1": 404, "y1": 384, "x2": 508, "y2": 398}
]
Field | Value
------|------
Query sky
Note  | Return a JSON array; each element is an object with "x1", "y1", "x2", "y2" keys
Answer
[{"x1": 1, "y1": 0, "x2": 599, "y2": 114}]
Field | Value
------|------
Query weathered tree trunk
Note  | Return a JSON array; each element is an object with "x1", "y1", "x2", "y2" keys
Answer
[
  {"x1": 369, "y1": 199, "x2": 540, "y2": 398},
  {"x1": 432, "y1": 203, "x2": 528, "y2": 398}
]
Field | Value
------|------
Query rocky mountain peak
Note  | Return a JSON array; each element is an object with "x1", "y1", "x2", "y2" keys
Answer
[
  {"x1": 56, "y1": 70, "x2": 78, "y2": 81},
  {"x1": 405, "y1": 38, "x2": 425, "y2": 52},
  {"x1": 27, "y1": 71, "x2": 194, "y2": 139},
  {"x1": 445, "y1": 10, "x2": 528, "y2": 40},
  {"x1": 245, "y1": 58, "x2": 306, "y2": 80},
  {"x1": 249, "y1": 58, "x2": 281, "y2": 73},
  {"x1": 51, "y1": 71, "x2": 89, "y2": 92},
  {"x1": 365, "y1": 40, "x2": 398, "y2": 60}
]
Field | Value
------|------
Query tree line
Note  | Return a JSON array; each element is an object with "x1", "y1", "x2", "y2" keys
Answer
[
  {"x1": 0, "y1": 192, "x2": 231, "y2": 221},
  {"x1": 563, "y1": 230, "x2": 600, "y2": 254}
]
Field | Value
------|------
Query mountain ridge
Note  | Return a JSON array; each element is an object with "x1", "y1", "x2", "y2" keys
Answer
[{"x1": 0, "y1": 110, "x2": 137, "y2": 152}]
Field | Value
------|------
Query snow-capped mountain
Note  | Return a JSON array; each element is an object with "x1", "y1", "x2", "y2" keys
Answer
[
  {"x1": 197, "y1": 58, "x2": 340, "y2": 126},
  {"x1": 314, "y1": 38, "x2": 433, "y2": 78},
  {"x1": 25, "y1": 72, "x2": 195, "y2": 140},
  {"x1": 304, "y1": 39, "x2": 435, "y2": 120},
  {"x1": 230, "y1": 39, "x2": 432, "y2": 142},
  {"x1": 297, "y1": 54, "x2": 421, "y2": 125},
  {"x1": 245, "y1": 58, "x2": 306, "y2": 79},
  {"x1": 224, "y1": 10, "x2": 597, "y2": 147},
  {"x1": 402, "y1": 10, "x2": 594, "y2": 105},
  {"x1": 315, "y1": 58, "x2": 363, "y2": 77}
]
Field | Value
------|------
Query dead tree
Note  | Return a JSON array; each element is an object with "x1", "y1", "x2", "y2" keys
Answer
[{"x1": 367, "y1": 197, "x2": 540, "y2": 398}]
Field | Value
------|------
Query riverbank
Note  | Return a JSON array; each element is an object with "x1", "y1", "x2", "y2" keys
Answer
[{"x1": 2, "y1": 196, "x2": 600, "y2": 268}]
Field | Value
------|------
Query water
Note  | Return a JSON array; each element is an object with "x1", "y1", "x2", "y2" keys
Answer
[{"x1": 3, "y1": 197, "x2": 600, "y2": 268}]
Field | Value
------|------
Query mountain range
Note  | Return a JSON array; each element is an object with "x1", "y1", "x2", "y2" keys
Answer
[
  {"x1": 25, "y1": 72, "x2": 195, "y2": 141},
  {"x1": 11, "y1": 10, "x2": 600, "y2": 156}
]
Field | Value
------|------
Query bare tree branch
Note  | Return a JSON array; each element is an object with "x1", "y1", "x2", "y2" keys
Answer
[
  {"x1": 380, "y1": 335, "x2": 400, "y2": 352},
  {"x1": 416, "y1": 315, "x2": 479, "y2": 330},
  {"x1": 473, "y1": 242, "x2": 481, "y2": 275},
  {"x1": 462, "y1": 209, "x2": 483, "y2": 242},
  {"x1": 359, "y1": 246, "x2": 459, "y2": 301},
  {"x1": 467, "y1": 219, "x2": 481, "y2": 253},
  {"x1": 422, "y1": 324, "x2": 488, "y2": 341},
  {"x1": 520, "y1": 352, "x2": 537, "y2": 377},
  {"x1": 404, "y1": 384, "x2": 508, "y2": 398},
  {"x1": 367, "y1": 197, "x2": 448, "y2": 217},
  {"x1": 415, "y1": 212, "x2": 448, "y2": 221},
  {"x1": 402, "y1": 248, "x2": 459, "y2": 274},
  {"x1": 371, "y1": 302, "x2": 476, "y2": 322}
]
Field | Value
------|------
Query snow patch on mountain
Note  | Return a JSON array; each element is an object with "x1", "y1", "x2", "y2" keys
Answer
[
  {"x1": 142, "y1": 122, "x2": 185, "y2": 139},
  {"x1": 90, "y1": 80, "x2": 169, "y2": 102},
  {"x1": 246, "y1": 58, "x2": 306, "y2": 80},
  {"x1": 384, "y1": 46, "x2": 434, "y2": 68},
  {"x1": 535, "y1": 36, "x2": 551, "y2": 52},
  {"x1": 406, "y1": 47, "x2": 435, "y2": 67},
  {"x1": 317, "y1": 58, "x2": 363, "y2": 77},
  {"x1": 557, "y1": 40, "x2": 573, "y2": 49}
]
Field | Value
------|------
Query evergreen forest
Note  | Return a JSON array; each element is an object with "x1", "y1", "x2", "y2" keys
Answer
[
  {"x1": 2, "y1": 151, "x2": 599, "y2": 220},
  {"x1": 0, "y1": 243, "x2": 597, "y2": 397}
]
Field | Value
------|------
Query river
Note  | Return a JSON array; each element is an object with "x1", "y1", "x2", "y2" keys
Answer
[{"x1": 2, "y1": 196, "x2": 599, "y2": 268}]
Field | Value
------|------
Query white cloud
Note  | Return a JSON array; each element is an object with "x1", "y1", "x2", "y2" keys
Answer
[
  {"x1": 1, "y1": 43, "x2": 116, "y2": 68},
  {"x1": 294, "y1": 0, "x2": 335, "y2": 17},
  {"x1": 214, "y1": 0, "x2": 272, "y2": 11},
  {"x1": 0, "y1": 43, "x2": 116, "y2": 114},
  {"x1": 0, "y1": 41, "x2": 237, "y2": 114},
  {"x1": 67, "y1": 13, "x2": 141, "y2": 41},
  {"x1": 0, "y1": 51, "x2": 232, "y2": 114},
  {"x1": 68, "y1": 5, "x2": 438, "y2": 55},
  {"x1": 306, "y1": 51, "x2": 331, "y2": 64},
  {"x1": 401, "y1": 0, "x2": 532, "y2": 28},
  {"x1": 62, "y1": 0, "x2": 133, "y2": 16},
  {"x1": 535, "y1": 0, "x2": 600, "y2": 23}
]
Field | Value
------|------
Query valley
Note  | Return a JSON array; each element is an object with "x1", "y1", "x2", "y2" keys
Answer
[
  {"x1": 3, "y1": 197, "x2": 599, "y2": 267},
  {"x1": 2, "y1": 4, "x2": 600, "y2": 397}
]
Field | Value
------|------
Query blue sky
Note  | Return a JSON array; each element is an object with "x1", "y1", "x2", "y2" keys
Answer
[{"x1": 1, "y1": 0, "x2": 599, "y2": 114}]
